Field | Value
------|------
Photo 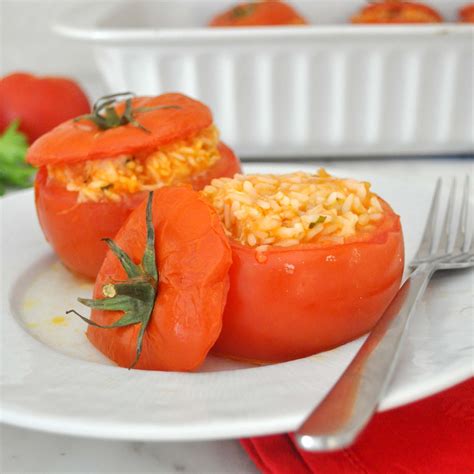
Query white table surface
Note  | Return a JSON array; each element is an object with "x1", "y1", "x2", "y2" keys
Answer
[{"x1": 1, "y1": 157, "x2": 472, "y2": 474}]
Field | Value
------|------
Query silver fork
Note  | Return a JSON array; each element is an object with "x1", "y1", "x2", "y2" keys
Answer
[{"x1": 295, "y1": 176, "x2": 473, "y2": 452}]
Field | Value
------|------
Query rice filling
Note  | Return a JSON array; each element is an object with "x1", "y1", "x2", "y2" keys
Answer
[
  {"x1": 47, "y1": 125, "x2": 220, "y2": 202},
  {"x1": 201, "y1": 169, "x2": 385, "y2": 248}
]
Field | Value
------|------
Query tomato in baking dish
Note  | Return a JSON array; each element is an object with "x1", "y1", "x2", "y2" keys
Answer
[
  {"x1": 202, "y1": 170, "x2": 404, "y2": 363},
  {"x1": 70, "y1": 188, "x2": 232, "y2": 371},
  {"x1": 27, "y1": 93, "x2": 241, "y2": 279},
  {"x1": 459, "y1": 3, "x2": 474, "y2": 22},
  {"x1": 351, "y1": 1, "x2": 442, "y2": 23},
  {"x1": 209, "y1": 1, "x2": 308, "y2": 27}
]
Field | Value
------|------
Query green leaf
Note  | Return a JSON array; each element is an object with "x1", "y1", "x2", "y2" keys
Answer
[
  {"x1": 142, "y1": 192, "x2": 158, "y2": 280},
  {"x1": 0, "y1": 161, "x2": 35, "y2": 185},
  {"x1": 0, "y1": 120, "x2": 28, "y2": 163},
  {"x1": 231, "y1": 3, "x2": 256, "y2": 18},
  {"x1": 104, "y1": 106, "x2": 121, "y2": 128},
  {"x1": 132, "y1": 105, "x2": 181, "y2": 114},
  {"x1": 95, "y1": 92, "x2": 134, "y2": 114},
  {"x1": 0, "y1": 121, "x2": 35, "y2": 192},
  {"x1": 75, "y1": 293, "x2": 150, "y2": 329},
  {"x1": 78, "y1": 294, "x2": 140, "y2": 311},
  {"x1": 102, "y1": 238, "x2": 142, "y2": 278},
  {"x1": 66, "y1": 306, "x2": 143, "y2": 329},
  {"x1": 74, "y1": 92, "x2": 181, "y2": 133},
  {"x1": 113, "y1": 280, "x2": 156, "y2": 301},
  {"x1": 69, "y1": 195, "x2": 159, "y2": 368},
  {"x1": 130, "y1": 312, "x2": 150, "y2": 369},
  {"x1": 309, "y1": 216, "x2": 327, "y2": 229},
  {"x1": 121, "y1": 98, "x2": 134, "y2": 126}
]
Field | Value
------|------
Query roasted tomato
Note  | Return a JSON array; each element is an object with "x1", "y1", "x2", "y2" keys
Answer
[
  {"x1": 0, "y1": 72, "x2": 90, "y2": 143},
  {"x1": 209, "y1": 0, "x2": 308, "y2": 27},
  {"x1": 459, "y1": 3, "x2": 474, "y2": 22},
  {"x1": 27, "y1": 93, "x2": 241, "y2": 279},
  {"x1": 351, "y1": 1, "x2": 442, "y2": 23},
  {"x1": 70, "y1": 188, "x2": 232, "y2": 371},
  {"x1": 202, "y1": 171, "x2": 404, "y2": 363}
]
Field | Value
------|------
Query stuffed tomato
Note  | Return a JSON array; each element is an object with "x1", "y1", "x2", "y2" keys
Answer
[
  {"x1": 209, "y1": 1, "x2": 308, "y2": 27},
  {"x1": 459, "y1": 3, "x2": 474, "y2": 22},
  {"x1": 202, "y1": 170, "x2": 404, "y2": 363},
  {"x1": 351, "y1": 1, "x2": 442, "y2": 23},
  {"x1": 27, "y1": 93, "x2": 241, "y2": 279}
]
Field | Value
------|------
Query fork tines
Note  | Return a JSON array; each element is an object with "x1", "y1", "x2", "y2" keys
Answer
[{"x1": 411, "y1": 175, "x2": 473, "y2": 267}]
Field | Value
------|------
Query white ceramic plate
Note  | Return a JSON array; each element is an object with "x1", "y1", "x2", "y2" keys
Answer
[{"x1": 1, "y1": 163, "x2": 472, "y2": 441}]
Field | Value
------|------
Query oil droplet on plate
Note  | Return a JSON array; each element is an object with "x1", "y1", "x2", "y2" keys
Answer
[
  {"x1": 51, "y1": 316, "x2": 67, "y2": 326},
  {"x1": 22, "y1": 298, "x2": 38, "y2": 310}
]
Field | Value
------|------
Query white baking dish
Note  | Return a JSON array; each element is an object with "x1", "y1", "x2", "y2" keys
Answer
[{"x1": 54, "y1": 1, "x2": 474, "y2": 158}]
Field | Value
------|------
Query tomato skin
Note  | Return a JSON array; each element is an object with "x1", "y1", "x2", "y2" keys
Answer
[
  {"x1": 209, "y1": 1, "x2": 307, "y2": 27},
  {"x1": 190, "y1": 142, "x2": 241, "y2": 189},
  {"x1": 351, "y1": 1, "x2": 442, "y2": 23},
  {"x1": 0, "y1": 72, "x2": 90, "y2": 143},
  {"x1": 34, "y1": 142, "x2": 241, "y2": 279},
  {"x1": 87, "y1": 186, "x2": 232, "y2": 371},
  {"x1": 34, "y1": 167, "x2": 145, "y2": 279},
  {"x1": 213, "y1": 200, "x2": 404, "y2": 363},
  {"x1": 459, "y1": 3, "x2": 474, "y2": 22}
]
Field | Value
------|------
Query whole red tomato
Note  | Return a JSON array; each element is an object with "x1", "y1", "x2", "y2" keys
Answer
[{"x1": 0, "y1": 72, "x2": 90, "y2": 143}]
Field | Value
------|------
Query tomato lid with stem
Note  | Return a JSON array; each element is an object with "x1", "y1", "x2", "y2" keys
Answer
[{"x1": 27, "y1": 92, "x2": 213, "y2": 167}]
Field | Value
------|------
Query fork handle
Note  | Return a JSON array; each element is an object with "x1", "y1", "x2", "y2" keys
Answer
[{"x1": 295, "y1": 263, "x2": 434, "y2": 452}]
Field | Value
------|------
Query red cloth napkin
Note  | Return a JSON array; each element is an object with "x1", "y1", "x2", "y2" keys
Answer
[{"x1": 241, "y1": 378, "x2": 474, "y2": 474}]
